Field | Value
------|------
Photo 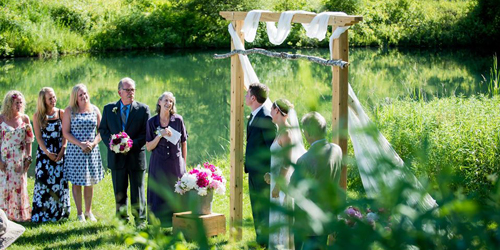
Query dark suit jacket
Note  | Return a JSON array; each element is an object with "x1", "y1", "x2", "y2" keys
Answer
[
  {"x1": 245, "y1": 106, "x2": 277, "y2": 175},
  {"x1": 291, "y1": 139, "x2": 343, "y2": 235},
  {"x1": 99, "y1": 100, "x2": 151, "y2": 170}
]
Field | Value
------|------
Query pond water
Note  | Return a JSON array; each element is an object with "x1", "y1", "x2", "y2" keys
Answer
[{"x1": 0, "y1": 48, "x2": 495, "y2": 166}]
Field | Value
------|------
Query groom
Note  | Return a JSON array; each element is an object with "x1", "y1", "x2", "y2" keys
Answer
[
  {"x1": 99, "y1": 77, "x2": 151, "y2": 227},
  {"x1": 245, "y1": 83, "x2": 277, "y2": 246},
  {"x1": 290, "y1": 112, "x2": 343, "y2": 250}
]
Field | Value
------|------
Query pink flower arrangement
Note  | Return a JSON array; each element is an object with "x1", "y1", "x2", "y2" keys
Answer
[
  {"x1": 109, "y1": 132, "x2": 133, "y2": 154},
  {"x1": 175, "y1": 162, "x2": 226, "y2": 196},
  {"x1": 342, "y1": 206, "x2": 390, "y2": 228}
]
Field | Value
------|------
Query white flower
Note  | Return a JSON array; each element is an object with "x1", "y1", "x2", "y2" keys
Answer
[
  {"x1": 197, "y1": 188, "x2": 208, "y2": 196},
  {"x1": 46, "y1": 125, "x2": 55, "y2": 132},
  {"x1": 215, "y1": 185, "x2": 226, "y2": 195},
  {"x1": 174, "y1": 182, "x2": 185, "y2": 194},
  {"x1": 200, "y1": 168, "x2": 212, "y2": 176},
  {"x1": 214, "y1": 169, "x2": 223, "y2": 176},
  {"x1": 182, "y1": 174, "x2": 198, "y2": 190}
]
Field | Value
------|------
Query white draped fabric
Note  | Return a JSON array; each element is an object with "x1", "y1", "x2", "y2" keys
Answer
[
  {"x1": 228, "y1": 10, "x2": 437, "y2": 211},
  {"x1": 347, "y1": 85, "x2": 437, "y2": 211}
]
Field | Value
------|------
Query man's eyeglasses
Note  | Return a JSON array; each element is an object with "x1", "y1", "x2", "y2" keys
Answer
[{"x1": 122, "y1": 88, "x2": 136, "y2": 93}]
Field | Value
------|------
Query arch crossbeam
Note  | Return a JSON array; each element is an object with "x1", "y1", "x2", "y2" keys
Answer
[{"x1": 220, "y1": 11, "x2": 362, "y2": 26}]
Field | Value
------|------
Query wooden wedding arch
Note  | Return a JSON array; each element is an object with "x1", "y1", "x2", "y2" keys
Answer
[{"x1": 219, "y1": 11, "x2": 363, "y2": 239}]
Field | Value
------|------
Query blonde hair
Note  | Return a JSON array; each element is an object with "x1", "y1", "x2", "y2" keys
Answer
[
  {"x1": 1, "y1": 90, "x2": 26, "y2": 119},
  {"x1": 68, "y1": 83, "x2": 88, "y2": 114},
  {"x1": 156, "y1": 91, "x2": 177, "y2": 115},
  {"x1": 35, "y1": 87, "x2": 55, "y2": 129}
]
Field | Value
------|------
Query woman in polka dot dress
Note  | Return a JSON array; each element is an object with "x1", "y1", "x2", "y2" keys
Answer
[{"x1": 62, "y1": 84, "x2": 103, "y2": 222}]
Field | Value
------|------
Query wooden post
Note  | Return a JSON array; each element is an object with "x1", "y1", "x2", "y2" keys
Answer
[
  {"x1": 331, "y1": 30, "x2": 349, "y2": 190},
  {"x1": 230, "y1": 20, "x2": 245, "y2": 240}
]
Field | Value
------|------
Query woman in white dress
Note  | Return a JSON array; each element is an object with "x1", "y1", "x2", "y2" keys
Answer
[{"x1": 265, "y1": 99, "x2": 305, "y2": 250}]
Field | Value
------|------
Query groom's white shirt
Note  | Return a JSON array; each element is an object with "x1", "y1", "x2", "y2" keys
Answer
[{"x1": 249, "y1": 104, "x2": 264, "y2": 126}]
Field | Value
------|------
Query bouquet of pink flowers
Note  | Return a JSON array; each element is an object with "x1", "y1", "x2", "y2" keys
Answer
[
  {"x1": 109, "y1": 132, "x2": 133, "y2": 154},
  {"x1": 175, "y1": 162, "x2": 226, "y2": 196}
]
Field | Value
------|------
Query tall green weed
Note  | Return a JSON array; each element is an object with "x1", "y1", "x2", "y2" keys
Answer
[{"x1": 369, "y1": 95, "x2": 500, "y2": 201}]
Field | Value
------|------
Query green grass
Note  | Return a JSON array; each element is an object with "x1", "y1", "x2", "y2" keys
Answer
[
  {"x1": 9, "y1": 157, "x2": 262, "y2": 249},
  {"x1": 370, "y1": 95, "x2": 500, "y2": 201},
  {"x1": 6, "y1": 95, "x2": 500, "y2": 248}
]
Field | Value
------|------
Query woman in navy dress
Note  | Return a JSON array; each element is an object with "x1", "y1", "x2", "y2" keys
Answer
[
  {"x1": 146, "y1": 91, "x2": 187, "y2": 227},
  {"x1": 31, "y1": 87, "x2": 70, "y2": 222}
]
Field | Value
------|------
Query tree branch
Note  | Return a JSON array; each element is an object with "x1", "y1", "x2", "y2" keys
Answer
[{"x1": 213, "y1": 48, "x2": 349, "y2": 68}]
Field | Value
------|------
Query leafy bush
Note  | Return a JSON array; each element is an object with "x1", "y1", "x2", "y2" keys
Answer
[{"x1": 1, "y1": 0, "x2": 497, "y2": 57}]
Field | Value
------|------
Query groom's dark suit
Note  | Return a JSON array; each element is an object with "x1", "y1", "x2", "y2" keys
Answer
[
  {"x1": 99, "y1": 100, "x2": 150, "y2": 224},
  {"x1": 245, "y1": 106, "x2": 277, "y2": 245}
]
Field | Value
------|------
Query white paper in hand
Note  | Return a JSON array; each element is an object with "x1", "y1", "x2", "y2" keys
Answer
[{"x1": 164, "y1": 126, "x2": 181, "y2": 144}]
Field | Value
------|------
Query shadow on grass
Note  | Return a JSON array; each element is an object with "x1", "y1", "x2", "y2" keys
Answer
[
  {"x1": 14, "y1": 223, "x2": 114, "y2": 249},
  {"x1": 43, "y1": 238, "x2": 106, "y2": 250}
]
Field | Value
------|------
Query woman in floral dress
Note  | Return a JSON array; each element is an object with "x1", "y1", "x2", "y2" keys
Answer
[
  {"x1": 31, "y1": 87, "x2": 71, "y2": 222},
  {"x1": 0, "y1": 90, "x2": 34, "y2": 222}
]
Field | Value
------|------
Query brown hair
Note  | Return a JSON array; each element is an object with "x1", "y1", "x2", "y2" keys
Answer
[
  {"x1": 272, "y1": 98, "x2": 294, "y2": 116},
  {"x1": 248, "y1": 83, "x2": 269, "y2": 104}
]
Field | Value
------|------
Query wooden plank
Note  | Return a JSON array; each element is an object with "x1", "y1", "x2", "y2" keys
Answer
[
  {"x1": 173, "y1": 212, "x2": 226, "y2": 239},
  {"x1": 331, "y1": 31, "x2": 349, "y2": 190},
  {"x1": 220, "y1": 11, "x2": 363, "y2": 26},
  {"x1": 229, "y1": 20, "x2": 245, "y2": 241}
]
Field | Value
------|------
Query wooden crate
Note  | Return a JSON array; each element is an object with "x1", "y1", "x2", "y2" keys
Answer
[{"x1": 172, "y1": 212, "x2": 226, "y2": 239}]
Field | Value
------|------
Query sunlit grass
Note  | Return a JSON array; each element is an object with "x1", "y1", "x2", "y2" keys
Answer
[{"x1": 10, "y1": 155, "x2": 263, "y2": 249}]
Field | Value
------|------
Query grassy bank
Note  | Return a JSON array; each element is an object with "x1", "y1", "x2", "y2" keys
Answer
[
  {"x1": 363, "y1": 95, "x2": 500, "y2": 201},
  {"x1": 1, "y1": 0, "x2": 498, "y2": 57}
]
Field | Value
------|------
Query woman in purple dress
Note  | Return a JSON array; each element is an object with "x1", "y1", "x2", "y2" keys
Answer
[{"x1": 146, "y1": 91, "x2": 188, "y2": 227}]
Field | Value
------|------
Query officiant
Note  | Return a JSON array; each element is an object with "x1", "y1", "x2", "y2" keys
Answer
[{"x1": 145, "y1": 91, "x2": 188, "y2": 227}]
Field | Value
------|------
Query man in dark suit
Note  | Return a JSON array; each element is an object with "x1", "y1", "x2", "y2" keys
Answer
[
  {"x1": 290, "y1": 111, "x2": 343, "y2": 250},
  {"x1": 244, "y1": 83, "x2": 277, "y2": 246},
  {"x1": 99, "y1": 77, "x2": 151, "y2": 228}
]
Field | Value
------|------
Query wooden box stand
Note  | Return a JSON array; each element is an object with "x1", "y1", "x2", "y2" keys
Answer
[{"x1": 173, "y1": 212, "x2": 226, "y2": 239}]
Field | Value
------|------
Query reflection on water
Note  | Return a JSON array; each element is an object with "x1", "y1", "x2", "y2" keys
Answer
[{"x1": 0, "y1": 48, "x2": 494, "y2": 167}]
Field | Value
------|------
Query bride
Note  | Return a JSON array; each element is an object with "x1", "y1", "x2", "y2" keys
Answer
[{"x1": 265, "y1": 98, "x2": 306, "y2": 250}]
